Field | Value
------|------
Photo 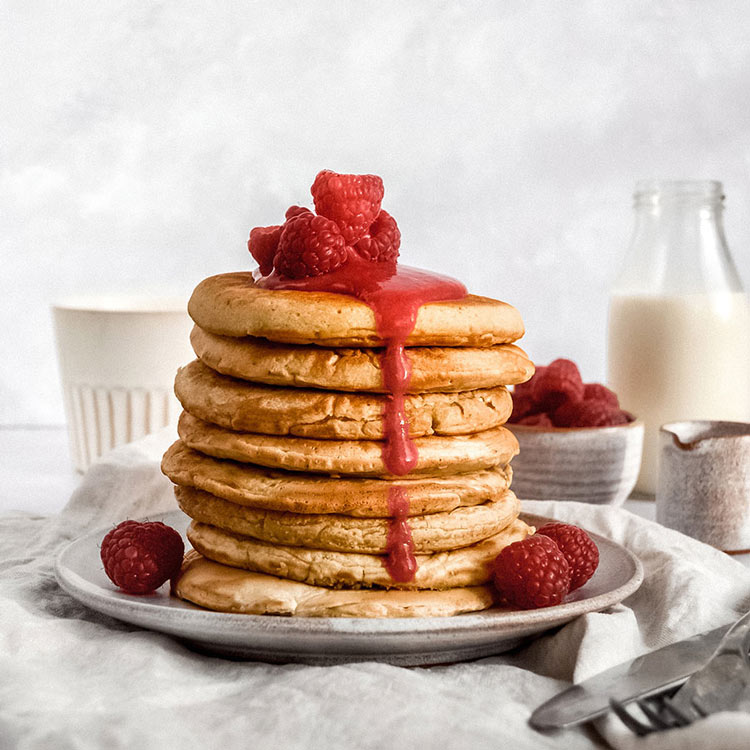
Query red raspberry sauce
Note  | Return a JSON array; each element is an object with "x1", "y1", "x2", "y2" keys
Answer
[{"x1": 258, "y1": 254, "x2": 466, "y2": 582}]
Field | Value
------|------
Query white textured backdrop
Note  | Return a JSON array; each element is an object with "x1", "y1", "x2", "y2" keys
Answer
[{"x1": 2, "y1": 0, "x2": 750, "y2": 424}]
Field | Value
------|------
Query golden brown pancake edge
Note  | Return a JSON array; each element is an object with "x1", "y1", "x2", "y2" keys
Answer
[
  {"x1": 175, "y1": 551, "x2": 497, "y2": 617},
  {"x1": 161, "y1": 441, "x2": 514, "y2": 517},
  {"x1": 175, "y1": 484, "x2": 521, "y2": 553},
  {"x1": 175, "y1": 359, "x2": 514, "y2": 440},
  {"x1": 177, "y1": 411, "x2": 519, "y2": 477},
  {"x1": 186, "y1": 517, "x2": 534, "y2": 590},
  {"x1": 188, "y1": 272, "x2": 525, "y2": 346},
  {"x1": 190, "y1": 325, "x2": 535, "y2": 393}
]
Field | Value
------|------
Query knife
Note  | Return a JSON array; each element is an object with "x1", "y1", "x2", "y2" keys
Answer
[{"x1": 529, "y1": 621, "x2": 734, "y2": 730}]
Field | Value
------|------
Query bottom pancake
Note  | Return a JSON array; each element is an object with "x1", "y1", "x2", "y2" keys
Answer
[
  {"x1": 175, "y1": 551, "x2": 496, "y2": 617},
  {"x1": 187, "y1": 517, "x2": 534, "y2": 590}
]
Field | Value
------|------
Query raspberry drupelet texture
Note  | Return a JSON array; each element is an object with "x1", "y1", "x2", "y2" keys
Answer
[
  {"x1": 285, "y1": 205, "x2": 312, "y2": 220},
  {"x1": 248, "y1": 170, "x2": 403, "y2": 278},
  {"x1": 100, "y1": 520, "x2": 184, "y2": 594},
  {"x1": 311, "y1": 170, "x2": 384, "y2": 244},
  {"x1": 537, "y1": 522, "x2": 599, "y2": 591},
  {"x1": 247, "y1": 225, "x2": 282, "y2": 277},
  {"x1": 492, "y1": 534, "x2": 571, "y2": 609},
  {"x1": 274, "y1": 212, "x2": 349, "y2": 279},
  {"x1": 354, "y1": 209, "x2": 401, "y2": 263}
]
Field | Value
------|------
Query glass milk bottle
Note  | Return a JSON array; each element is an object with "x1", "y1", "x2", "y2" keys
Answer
[{"x1": 608, "y1": 180, "x2": 750, "y2": 495}]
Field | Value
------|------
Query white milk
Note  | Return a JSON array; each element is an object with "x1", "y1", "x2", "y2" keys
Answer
[{"x1": 608, "y1": 291, "x2": 750, "y2": 494}]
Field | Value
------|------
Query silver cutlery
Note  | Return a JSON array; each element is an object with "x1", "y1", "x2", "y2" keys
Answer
[
  {"x1": 530, "y1": 622, "x2": 732, "y2": 730},
  {"x1": 609, "y1": 610, "x2": 750, "y2": 735}
]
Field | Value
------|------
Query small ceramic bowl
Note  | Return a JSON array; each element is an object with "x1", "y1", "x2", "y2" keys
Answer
[{"x1": 507, "y1": 420, "x2": 644, "y2": 505}]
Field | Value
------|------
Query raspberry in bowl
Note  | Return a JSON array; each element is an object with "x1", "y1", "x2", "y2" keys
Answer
[{"x1": 507, "y1": 359, "x2": 644, "y2": 505}]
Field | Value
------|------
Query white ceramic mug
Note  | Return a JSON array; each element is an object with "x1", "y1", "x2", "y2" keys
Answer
[
  {"x1": 656, "y1": 421, "x2": 750, "y2": 552},
  {"x1": 53, "y1": 296, "x2": 194, "y2": 472}
]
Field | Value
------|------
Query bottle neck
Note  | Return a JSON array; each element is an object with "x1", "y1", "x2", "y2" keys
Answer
[{"x1": 616, "y1": 182, "x2": 743, "y2": 296}]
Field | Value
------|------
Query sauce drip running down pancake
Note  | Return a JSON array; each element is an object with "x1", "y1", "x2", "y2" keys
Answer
[{"x1": 259, "y1": 256, "x2": 467, "y2": 581}]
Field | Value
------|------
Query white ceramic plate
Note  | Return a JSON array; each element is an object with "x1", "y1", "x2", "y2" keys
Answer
[{"x1": 55, "y1": 511, "x2": 643, "y2": 666}]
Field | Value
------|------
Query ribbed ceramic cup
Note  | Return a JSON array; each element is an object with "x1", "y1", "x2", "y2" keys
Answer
[
  {"x1": 507, "y1": 421, "x2": 644, "y2": 505},
  {"x1": 656, "y1": 421, "x2": 750, "y2": 552},
  {"x1": 53, "y1": 296, "x2": 194, "y2": 472}
]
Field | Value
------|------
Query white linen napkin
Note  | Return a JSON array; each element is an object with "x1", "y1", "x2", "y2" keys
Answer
[{"x1": 2, "y1": 429, "x2": 750, "y2": 749}]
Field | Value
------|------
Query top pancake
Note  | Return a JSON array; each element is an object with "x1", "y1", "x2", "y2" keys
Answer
[{"x1": 188, "y1": 272, "x2": 525, "y2": 347}]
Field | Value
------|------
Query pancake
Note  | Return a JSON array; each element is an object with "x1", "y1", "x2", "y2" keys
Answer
[
  {"x1": 175, "y1": 485, "x2": 521, "y2": 553},
  {"x1": 187, "y1": 517, "x2": 533, "y2": 590},
  {"x1": 175, "y1": 360, "x2": 512, "y2": 439},
  {"x1": 178, "y1": 411, "x2": 518, "y2": 477},
  {"x1": 188, "y1": 272, "x2": 525, "y2": 346},
  {"x1": 175, "y1": 551, "x2": 496, "y2": 617},
  {"x1": 190, "y1": 325, "x2": 535, "y2": 393},
  {"x1": 162, "y1": 441, "x2": 513, "y2": 517}
]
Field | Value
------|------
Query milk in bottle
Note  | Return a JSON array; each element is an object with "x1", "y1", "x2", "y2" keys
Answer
[{"x1": 607, "y1": 181, "x2": 750, "y2": 495}]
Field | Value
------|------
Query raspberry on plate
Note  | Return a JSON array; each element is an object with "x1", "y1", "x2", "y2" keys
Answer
[
  {"x1": 274, "y1": 212, "x2": 349, "y2": 279},
  {"x1": 537, "y1": 522, "x2": 599, "y2": 590},
  {"x1": 311, "y1": 169, "x2": 384, "y2": 244},
  {"x1": 101, "y1": 520, "x2": 184, "y2": 594},
  {"x1": 354, "y1": 209, "x2": 401, "y2": 263},
  {"x1": 492, "y1": 534, "x2": 571, "y2": 609}
]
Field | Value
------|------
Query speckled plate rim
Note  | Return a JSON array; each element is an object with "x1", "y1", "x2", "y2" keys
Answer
[{"x1": 55, "y1": 510, "x2": 643, "y2": 664}]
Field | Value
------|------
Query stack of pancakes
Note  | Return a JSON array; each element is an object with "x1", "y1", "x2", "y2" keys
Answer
[{"x1": 162, "y1": 272, "x2": 535, "y2": 617}]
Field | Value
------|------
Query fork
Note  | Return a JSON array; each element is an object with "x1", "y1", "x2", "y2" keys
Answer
[
  {"x1": 611, "y1": 609, "x2": 750, "y2": 735},
  {"x1": 609, "y1": 686, "x2": 707, "y2": 736}
]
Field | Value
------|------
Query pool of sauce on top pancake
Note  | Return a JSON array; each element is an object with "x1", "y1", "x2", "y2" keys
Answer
[{"x1": 259, "y1": 255, "x2": 467, "y2": 582}]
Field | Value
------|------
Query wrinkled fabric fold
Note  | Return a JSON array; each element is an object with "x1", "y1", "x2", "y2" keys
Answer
[{"x1": 2, "y1": 430, "x2": 750, "y2": 749}]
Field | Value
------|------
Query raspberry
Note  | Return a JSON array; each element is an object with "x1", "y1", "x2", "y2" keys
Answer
[
  {"x1": 100, "y1": 520, "x2": 184, "y2": 594},
  {"x1": 532, "y1": 358, "x2": 584, "y2": 412},
  {"x1": 516, "y1": 412, "x2": 554, "y2": 427},
  {"x1": 537, "y1": 523, "x2": 599, "y2": 591},
  {"x1": 602, "y1": 408, "x2": 632, "y2": 426},
  {"x1": 311, "y1": 169, "x2": 384, "y2": 244},
  {"x1": 285, "y1": 205, "x2": 312, "y2": 220},
  {"x1": 583, "y1": 383, "x2": 619, "y2": 409},
  {"x1": 555, "y1": 399, "x2": 630, "y2": 428},
  {"x1": 247, "y1": 224, "x2": 282, "y2": 277},
  {"x1": 551, "y1": 400, "x2": 581, "y2": 427},
  {"x1": 515, "y1": 367, "x2": 544, "y2": 400},
  {"x1": 509, "y1": 391, "x2": 536, "y2": 422},
  {"x1": 354, "y1": 210, "x2": 401, "y2": 263},
  {"x1": 509, "y1": 369, "x2": 544, "y2": 423},
  {"x1": 492, "y1": 534, "x2": 571, "y2": 609},
  {"x1": 274, "y1": 212, "x2": 348, "y2": 279}
]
